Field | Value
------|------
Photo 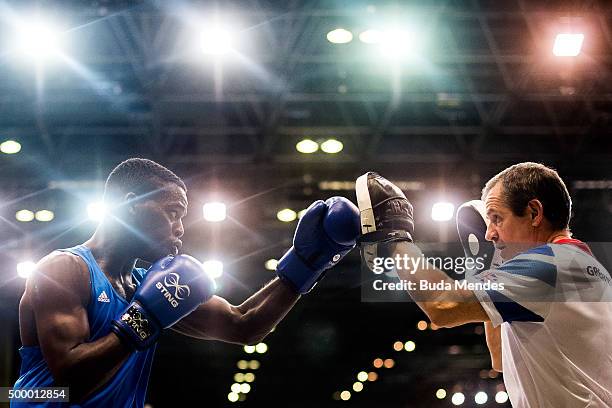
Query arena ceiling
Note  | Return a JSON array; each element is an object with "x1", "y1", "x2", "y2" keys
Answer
[{"x1": 1, "y1": 0, "x2": 611, "y2": 176}]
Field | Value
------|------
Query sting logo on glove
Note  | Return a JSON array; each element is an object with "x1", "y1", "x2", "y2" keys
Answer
[
  {"x1": 155, "y1": 272, "x2": 190, "y2": 308},
  {"x1": 163, "y1": 273, "x2": 191, "y2": 300},
  {"x1": 120, "y1": 306, "x2": 152, "y2": 340}
]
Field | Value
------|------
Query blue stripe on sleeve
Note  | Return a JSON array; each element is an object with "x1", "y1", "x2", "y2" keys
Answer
[
  {"x1": 497, "y1": 259, "x2": 557, "y2": 287},
  {"x1": 523, "y1": 245, "x2": 554, "y2": 257},
  {"x1": 486, "y1": 289, "x2": 545, "y2": 323}
]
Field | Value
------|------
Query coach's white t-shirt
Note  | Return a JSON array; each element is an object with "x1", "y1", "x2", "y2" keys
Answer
[{"x1": 471, "y1": 239, "x2": 612, "y2": 408}]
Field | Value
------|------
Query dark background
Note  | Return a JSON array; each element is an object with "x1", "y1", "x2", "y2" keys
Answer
[{"x1": 1, "y1": 0, "x2": 611, "y2": 406}]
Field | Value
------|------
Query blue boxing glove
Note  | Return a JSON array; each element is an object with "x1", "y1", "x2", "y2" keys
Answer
[
  {"x1": 111, "y1": 254, "x2": 216, "y2": 350},
  {"x1": 276, "y1": 197, "x2": 360, "y2": 294}
]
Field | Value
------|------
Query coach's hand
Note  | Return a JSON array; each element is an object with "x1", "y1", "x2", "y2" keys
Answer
[
  {"x1": 276, "y1": 197, "x2": 360, "y2": 294},
  {"x1": 111, "y1": 255, "x2": 216, "y2": 350}
]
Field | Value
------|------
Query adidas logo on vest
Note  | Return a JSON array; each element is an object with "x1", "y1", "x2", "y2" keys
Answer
[{"x1": 97, "y1": 290, "x2": 110, "y2": 303}]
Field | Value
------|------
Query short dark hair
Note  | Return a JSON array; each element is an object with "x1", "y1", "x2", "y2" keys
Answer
[
  {"x1": 482, "y1": 162, "x2": 572, "y2": 230},
  {"x1": 104, "y1": 158, "x2": 186, "y2": 203}
]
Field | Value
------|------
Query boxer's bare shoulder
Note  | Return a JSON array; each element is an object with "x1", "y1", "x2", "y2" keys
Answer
[{"x1": 19, "y1": 251, "x2": 90, "y2": 346}]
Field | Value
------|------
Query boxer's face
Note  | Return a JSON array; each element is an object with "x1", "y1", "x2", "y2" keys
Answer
[
  {"x1": 484, "y1": 183, "x2": 536, "y2": 261},
  {"x1": 130, "y1": 182, "x2": 188, "y2": 262}
]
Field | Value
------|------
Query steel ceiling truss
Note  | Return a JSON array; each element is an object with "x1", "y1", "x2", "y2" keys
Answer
[{"x1": 0, "y1": 0, "x2": 610, "y2": 163}]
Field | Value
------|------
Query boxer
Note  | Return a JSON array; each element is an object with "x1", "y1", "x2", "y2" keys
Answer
[
  {"x1": 12, "y1": 158, "x2": 360, "y2": 407},
  {"x1": 356, "y1": 163, "x2": 612, "y2": 407}
]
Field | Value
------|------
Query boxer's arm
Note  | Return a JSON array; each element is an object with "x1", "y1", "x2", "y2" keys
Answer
[
  {"x1": 171, "y1": 278, "x2": 299, "y2": 344},
  {"x1": 484, "y1": 322, "x2": 503, "y2": 372},
  {"x1": 30, "y1": 253, "x2": 131, "y2": 402},
  {"x1": 390, "y1": 241, "x2": 489, "y2": 327}
]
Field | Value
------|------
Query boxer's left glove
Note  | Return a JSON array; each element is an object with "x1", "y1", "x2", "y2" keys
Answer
[
  {"x1": 276, "y1": 197, "x2": 360, "y2": 294},
  {"x1": 111, "y1": 255, "x2": 216, "y2": 350}
]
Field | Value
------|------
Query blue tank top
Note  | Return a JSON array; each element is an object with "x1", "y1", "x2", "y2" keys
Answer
[{"x1": 11, "y1": 245, "x2": 156, "y2": 408}]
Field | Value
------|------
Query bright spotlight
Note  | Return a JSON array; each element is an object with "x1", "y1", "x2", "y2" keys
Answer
[
  {"x1": 35, "y1": 210, "x2": 54, "y2": 222},
  {"x1": 230, "y1": 383, "x2": 241, "y2": 393},
  {"x1": 200, "y1": 26, "x2": 233, "y2": 55},
  {"x1": 451, "y1": 392, "x2": 465, "y2": 405},
  {"x1": 404, "y1": 341, "x2": 416, "y2": 352},
  {"x1": 239, "y1": 383, "x2": 251, "y2": 393},
  {"x1": 17, "y1": 261, "x2": 36, "y2": 279},
  {"x1": 296, "y1": 139, "x2": 319, "y2": 154},
  {"x1": 431, "y1": 202, "x2": 454, "y2": 222},
  {"x1": 475, "y1": 391, "x2": 488, "y2": 404},
  {"x1": 495, "y1": 391, "x2": 509, "y2": 403},
  {"x1": 276, "y1": 208, "x2": 297, "y2": 222},
  {"x1": 340, "y1": 391, "x2": 351, "y2": 401},
  {"x1": 380, "y1": 29, "x2": 419, "y2": 59},
  {"x1": 203, "y1": 260, "x2": 223, "y2": 279},
  {"x1": 243, "y1": 345, "x2": 256, "y2": 354},
  {"x1": 16, "y1": 19, "x2": 63, "y2": 59},
  {"x1": 0, "y1": 140, "x2": 22, "y2": 154},
  {"x1": 553, "y1": 33, "x2": 584, "y2": 57},
  {"x1": 436, "y1": 389, "x2": 447, "y2": 399},
  {"x1": 320, "y1": 139, "x2": 344, "y2": 154},
  {"x1": 227, "y1": 392, "x2": 239, "y2": 402},
  {"x1": 248, "y1": 360, "x2": 260, "y2": 370},
  {"x1": 357, "y1": 371, "x2": 368, "y2": 382},
  {"x1": 203, "y1": 202, "x2": 226, "y2": 222},
  {"x1": 264, "y1": 259, "x2": 278, "y2": 271},
  {"x1": 326, "y1": 28, "x2": 353, "y2": 44},
  {"x1": 373, "y1": 358, "x2": 383, "y2": 368},
  {"x1": 16, "y1": 210, "x2": 34, "y2": 222},
  {"x1": 87, "y1": 202, "x2": 107, "y2": 222},
  {"x1": 359, "y1": 29, "x2": 384, "y2": 44},
  {"x1": 352, "y1": 382, "x2": 363, "y2": 392},
  {"x1": 255, "y1": 342, "x2": 268, "y2": 354}
]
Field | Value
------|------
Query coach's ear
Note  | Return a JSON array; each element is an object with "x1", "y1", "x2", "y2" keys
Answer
[
  {"x1": 527, "y1": 199, "x2": 544, "y2": 227},
  {"x1": 123, "y1": 192, "x2": 138, "y2": 215}
]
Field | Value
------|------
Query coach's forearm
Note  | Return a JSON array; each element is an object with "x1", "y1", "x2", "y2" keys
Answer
[
  {"x1": 391, "y1": 241, "x2": 488, "y2": 327},
  {"x1": 51, "y1": 332, "x2": 131, "y2": 403},
  {"x1": 485, "y1": 322, "x2": 503, "y2": 372}
]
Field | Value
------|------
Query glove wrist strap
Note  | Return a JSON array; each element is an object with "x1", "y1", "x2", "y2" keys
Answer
[
  {"x1": 276, "y1": 247, "x2": 321, "y2": 295},
  {"x1": 111, "y1": 302, "x2": 160, "y2": 351}
]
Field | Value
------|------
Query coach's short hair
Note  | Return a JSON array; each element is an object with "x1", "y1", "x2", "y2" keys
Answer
[
  {"x1": 482, "y1": 162, "x2": 572, "y2": 230},
  {"x1": 104, "y1": 158, "x2": 186, "y2": 202}
]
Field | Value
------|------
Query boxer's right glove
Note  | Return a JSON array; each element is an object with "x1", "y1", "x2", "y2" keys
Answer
[
  {"x1": 111, "y1": 255, "x2": 216, "y2": 350},
  {"x1": 355, "y1": 172, "x2": 415, "y2": 245},
  {"x1": 276, "y1": 197, "x2": 360, "y2": 294}
]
